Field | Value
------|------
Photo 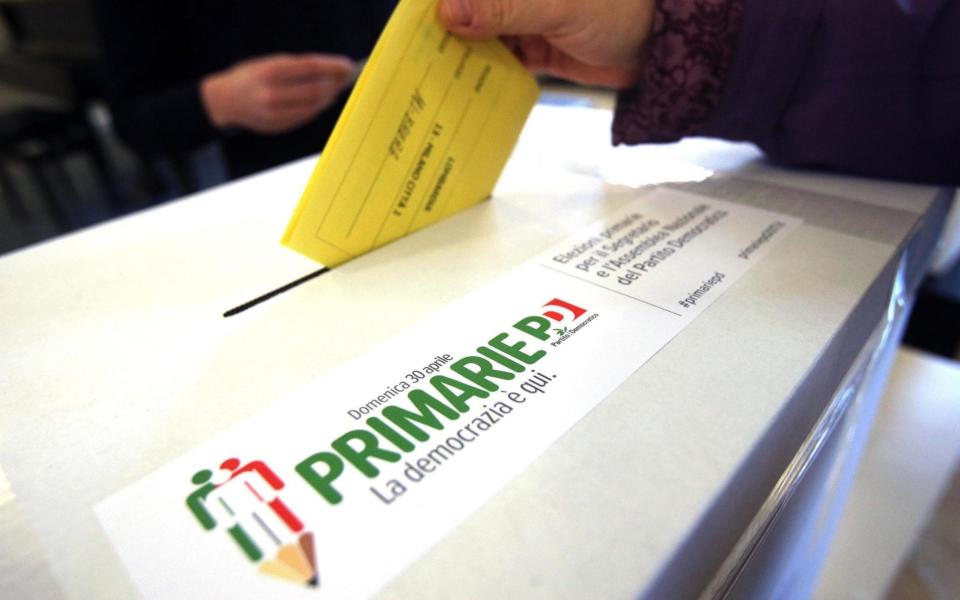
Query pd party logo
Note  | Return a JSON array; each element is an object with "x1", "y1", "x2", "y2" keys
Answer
[
  {"x1": 186, "y1": 458, "x2": 319, "y2": 588},
  {"x1": 542, "y1": 298, "x2": 587, "y2": 335}
]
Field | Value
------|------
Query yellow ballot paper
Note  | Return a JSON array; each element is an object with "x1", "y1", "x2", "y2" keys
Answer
[{"x1": 282, "y1": 0, "x2": 540, "y2": 266}]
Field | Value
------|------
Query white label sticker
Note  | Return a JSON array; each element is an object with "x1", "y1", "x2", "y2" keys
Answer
[{"x1": 96, "y1": 189, "x2": 800, "y2": 599}]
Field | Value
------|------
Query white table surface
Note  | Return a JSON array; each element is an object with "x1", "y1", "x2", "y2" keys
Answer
[
  {"x1": 0, "y1": 101, "x2": 949, "y2": 599},
  {"x1": 814, "y1": 348, "x2": 960, "y2": 599}
]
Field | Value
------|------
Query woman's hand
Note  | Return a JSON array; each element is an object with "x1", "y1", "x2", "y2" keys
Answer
[
  {"x1": 437, "y1": 0, "x2": 655, "y2": 88},
  {"x1": 201, "y1": 54, "x2": 355, "y2": 134}
]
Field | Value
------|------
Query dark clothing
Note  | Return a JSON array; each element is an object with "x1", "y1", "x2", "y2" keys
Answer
[
  {"x1": 93, "y1": 1, "x2": 394, "y2": 178},
  {"x1": 615, "y1": 0, "x2": 960, "y2": 185}
]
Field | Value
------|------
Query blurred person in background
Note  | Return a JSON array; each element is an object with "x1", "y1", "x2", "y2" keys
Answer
[{"x1": 92, "y1": 1, "x2": 395, "y2": 180}]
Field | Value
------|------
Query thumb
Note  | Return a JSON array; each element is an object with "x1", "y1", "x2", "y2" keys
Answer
[{"x1": 438, "y1": 0, "x2": 554, "y2": 38}]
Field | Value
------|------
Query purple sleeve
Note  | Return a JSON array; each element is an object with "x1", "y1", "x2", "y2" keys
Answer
[
  {"x1": 615, "y1": 0, "x2": 960, "y2": 185},
  {"x1": 613, "y1": 0, "x2": 744, "y2": 144}
]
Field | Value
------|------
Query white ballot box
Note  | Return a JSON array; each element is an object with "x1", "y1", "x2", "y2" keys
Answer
[{"x1": 0, "y1": 101, "x2": 952, "y2": 600}]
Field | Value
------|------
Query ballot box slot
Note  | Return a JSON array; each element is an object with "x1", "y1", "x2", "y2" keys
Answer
[{"x1": 223, "y1": 267, "x2": 331, "y2": 318}]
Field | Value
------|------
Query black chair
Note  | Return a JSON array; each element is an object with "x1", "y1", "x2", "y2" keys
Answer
[
  {"x1": 0, "y1": 0, "x2": 125, "y2": 231},
  {"x1": 0, "y1": 106, "x2": 127, "y2": 230}
]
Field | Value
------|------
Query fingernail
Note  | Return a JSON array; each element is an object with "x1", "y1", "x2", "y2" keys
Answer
[{"x1": 440, "y1": 0, "x2": 472, "y2": 28}]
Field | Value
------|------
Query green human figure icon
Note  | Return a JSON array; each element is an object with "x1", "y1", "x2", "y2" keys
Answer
[
  {"x1": 186, "y1": 465, "x2": 263, "y2": 561},
  {"x1": 186, "y1": 458, "x2": 319, "y2": 587}
]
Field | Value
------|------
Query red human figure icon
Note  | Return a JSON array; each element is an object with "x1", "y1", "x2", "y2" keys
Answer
[
  {"x1": 220, "y1": 458, "x2": 304, "y2": 535},
  {"x1": 187, "y1": 457, "x2": 318, "y2": 586}
]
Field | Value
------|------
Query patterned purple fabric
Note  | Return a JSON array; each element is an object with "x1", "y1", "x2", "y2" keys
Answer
[
  {"x1": 613, "y1": 0, "x2": 744, "y2": 144},
  {"x1": 614, "y1": 0, "x2": 960, "y2": 185}
]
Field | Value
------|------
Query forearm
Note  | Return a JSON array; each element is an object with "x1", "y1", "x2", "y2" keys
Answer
[
  {"x1": 110, "y1": 82, "x2": 219, "y2": 157},
  {"x1": 615, "y1": 0, "x2": 960, "y2": 184},
  {"x1": 612, "y1": 0, "x2": 744, "y2": 145},
  {"x1": 92, "y1": 0, "x2": 218, "y2": 157}
]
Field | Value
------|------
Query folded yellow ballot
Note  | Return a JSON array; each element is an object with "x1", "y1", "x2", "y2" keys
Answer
[{"x1": 282, "y1": 0, "x2": 540, "y2": 266}]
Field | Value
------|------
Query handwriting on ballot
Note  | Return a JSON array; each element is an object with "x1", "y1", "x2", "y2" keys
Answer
[{"x1": 282, "y1": 0, "x2": 540, "y2": 267}]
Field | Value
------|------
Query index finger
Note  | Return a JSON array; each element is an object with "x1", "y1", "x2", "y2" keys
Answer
[
  {"x1": 270, "y1": 54, "x2": 355, "y2": 83},
  {"x1": 437, "y1": 0, "x2": 565, "y2": 38}
]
